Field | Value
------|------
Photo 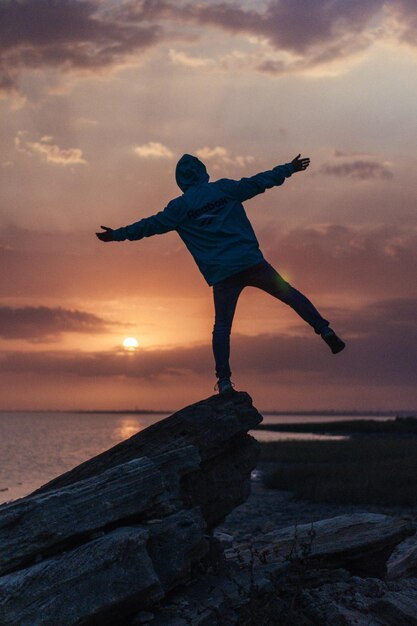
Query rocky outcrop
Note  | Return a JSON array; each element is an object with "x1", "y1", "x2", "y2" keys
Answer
[
  {"x1": 141, "y1": 513, "x2": 416, "y2": 626},
  {"x1": 387, "y1": 532, "x2": 417, "y2": 580},
  {"x1": 0, "y1": 391, "x2": 262, "y2": 626},
  {"x1": 0, "y1": 391, "x2": 416, "y2": 626},
  {"x1": 141, "y1": 570, "x2": 417, "y2": 626},
  {"x1": 0, "y1": 449, "x2": 199, "y2": 577},
  {"x1": 30, "y1": 390, "x2": 260, "y2": 528},
  {"x1": 225, "y1": 512, "x2": 413, "y2": 578}
]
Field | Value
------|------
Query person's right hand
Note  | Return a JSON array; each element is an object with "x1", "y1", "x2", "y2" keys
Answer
[{"x1": 96, "y1": 225, "x2": 114, "y2": 242}]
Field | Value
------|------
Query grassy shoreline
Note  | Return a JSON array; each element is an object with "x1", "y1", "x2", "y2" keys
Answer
[
  {"x1": 259, "y1": 438, "x2": 417, "y2": 507},
  {"x1": 254, "y1": 416, "x2": 417, "y2": 436}
]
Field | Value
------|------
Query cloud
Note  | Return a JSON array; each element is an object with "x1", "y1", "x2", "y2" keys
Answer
[
  {"x1": 318, "y1": 159, "x2": 393, "y2": 181},
  {"x1": 0, "y1": 305, "x2": 116, "y2": 341},
  {"x1": 0, "y1": 0, "x2": 164, "y2": 96},
  {"x1": 1, "y1": 223, "x2": 416, "y2": 303},
  {"x1": 261, "y1": 223, "x2": 417, "y2": 300},
  {"x1": 15, "y1": 132, "x2": 87, "y2": 165},
  {"x1": 334, "y1": 149, "x2": 375, "y2": 158},
  {"x1": 232, "y1": 296, "x2": 417, "y2": 387},
  {"x1": 165, "y1": 0, "x2": 417, "y2": 76},
  {"x1": 0, "y1": 343, "x2": 210, "y2": 379},
  {"x1": 0, "y1": 297, "x2": 415, "y2": 387},
  {"x1": 340, "y1": 297, "x2": 416, "y2": 336},
  {"x1": 168, "y1": 48, "x2": 214, "y2": 68},
  {"x1": 0, "y1": 225, "x2": 205, "y2": 301},
  {"x1": 2, "y1": 0, "x2": 417, "y2": 98},
  {"x1": 196, "y1": 146, "x2": 255, "y2": 168},
  {"x1": 165, "y1": 0, "x2": 383, "y2": 74},
  {"x1": 384, "y1": 0, "x2": 417, "y2": 48},
  {"x1": 133, "y1": 142, "x2": 174, "y2": 159}
]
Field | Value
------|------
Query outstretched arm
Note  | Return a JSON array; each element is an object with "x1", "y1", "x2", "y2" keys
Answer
[
  {"x1": 96, "y1": 225, "x2": 114, "y2": 241},
  {"x1": 95, "y1": 199, "x2": 182, "y2": 242},
  {"x1": 218, "y1": 153, "x2": 310, "y2": 202},
  {"x1": 291, "y1": 153, "x2": 310, "y2": 172}
]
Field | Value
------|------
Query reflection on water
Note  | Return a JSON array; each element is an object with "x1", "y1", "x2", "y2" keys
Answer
[
  {"x1": 115, "y1": 418, "x2": 148, "y2": 440},
  {"x1": 0, "y1": 410, "x2": 392, "y2": 506},
  {"x1": 262, "y1": 414, "x2": 396, "y2": 424},
  {"x1": 0, "y1": 412, "x2": 165, "y2": 506},
  {"x1": 250, "y1": 430, "x2": 349, "y2": 442}
]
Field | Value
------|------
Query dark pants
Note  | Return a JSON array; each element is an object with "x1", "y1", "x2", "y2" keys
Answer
[{"x1": 212, "y1": 259, "x2": 329, "y2": 380}]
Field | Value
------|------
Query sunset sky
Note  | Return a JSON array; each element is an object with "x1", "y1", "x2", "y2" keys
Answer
[{"x1": 1, "y1": 0, "x2": 416, "y2": 411}]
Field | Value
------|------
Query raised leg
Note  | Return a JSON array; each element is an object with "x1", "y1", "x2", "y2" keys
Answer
[{"x1": 247, "y1": 260, "x2": 330, "y2": 334}]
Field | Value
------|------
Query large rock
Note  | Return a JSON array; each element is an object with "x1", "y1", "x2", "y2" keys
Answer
[
  {"x1": 225, "y1": 512, "x2": 414, "y2": 579},
  {"x1": 0, "y1": 526, "x2": 163, "y2": 626},
  {"x1": 4, "y1": 391, "x2": 413, "y2": 625},
  {"x1": 387, "y1": 533, "x2": 417, "y2": 580},
  {"x1": 141, "y1": 514, "x2": 416, "y2": 626},
  {"x1": 29, "y1": 391, "x2": 260, "y2": 499},
  {"x1": 291, "y1": 570, "x2": 417, "y2": 626},
  {"x1": 0, "y1": 509, "x2": 207, "y2": 626},
  {"x1": 29, "y1": 391, "x2": 261, "y2": 530},
  {"x1": 0, "y1": 392, "x2": 262, "y2": 625},
  {"x1": 0, "y1": 450, "x2": 200, "y2": 577}
]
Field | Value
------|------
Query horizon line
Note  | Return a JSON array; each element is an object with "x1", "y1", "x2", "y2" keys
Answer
[{"x1": 0, "y1": 408, "x2": 416, "y2": 416}]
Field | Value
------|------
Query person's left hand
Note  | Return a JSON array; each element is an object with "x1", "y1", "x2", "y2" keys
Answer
[
  {"x1": 96, "y1": 226, "x2": 114, "y2": 242},
  {"x1": 291, "y1": 154, "x2": 310, "y2": 172}
]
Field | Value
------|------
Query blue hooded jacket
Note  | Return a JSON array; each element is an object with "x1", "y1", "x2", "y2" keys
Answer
[{"x1": 112, "y1": 154, "x2": 295, "y2": 285}]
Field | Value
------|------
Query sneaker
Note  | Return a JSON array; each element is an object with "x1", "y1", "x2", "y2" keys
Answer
[
  {"x1": 214, "y1": 378, "x2": 236, "y2": 395},
  {"x1": 321, "y1": 329, "x2": 346, "y2": 354}
]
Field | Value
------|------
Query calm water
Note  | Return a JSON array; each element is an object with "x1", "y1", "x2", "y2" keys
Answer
[{"x1": 0, "y1": 411, "x2": 396, "y2": 505}]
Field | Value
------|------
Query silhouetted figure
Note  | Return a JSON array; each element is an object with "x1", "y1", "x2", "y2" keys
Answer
[{"x1": 96, "y1": 153, "x2": 345, "y2": 395}]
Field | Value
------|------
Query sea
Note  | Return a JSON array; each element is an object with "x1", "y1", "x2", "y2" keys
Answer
[{"x1": 0, "y1": 410, "x2": 404, "y2": 506}]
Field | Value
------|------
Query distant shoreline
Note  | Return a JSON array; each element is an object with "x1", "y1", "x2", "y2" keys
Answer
[
  {"x1": 254, "y1": 415, "x2": 417, "y2": 436},
  {"x1": 0, "y1": 408, "x2": 416, "y2": 416},
  {"x1": 0, "y1": 409, "x2": 170, "y2": 415}
]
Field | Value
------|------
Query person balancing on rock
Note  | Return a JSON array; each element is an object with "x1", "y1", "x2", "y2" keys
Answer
[{"x1": 96, "y1": 153, "x2": 345, "y2": 395}]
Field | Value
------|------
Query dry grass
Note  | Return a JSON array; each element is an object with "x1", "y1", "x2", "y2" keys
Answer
[{"x1": 260, "y1": 438, "x2": 417, "y2": 506}]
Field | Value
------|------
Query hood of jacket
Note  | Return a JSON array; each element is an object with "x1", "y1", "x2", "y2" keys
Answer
[{"x1": 175, "y1": 154, "x2": 210, "y2": 192}]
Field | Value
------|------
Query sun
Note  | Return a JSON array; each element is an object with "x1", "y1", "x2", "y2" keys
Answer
[{"x1": 122, "y1": 337, "x2": 139, "y2": 351}]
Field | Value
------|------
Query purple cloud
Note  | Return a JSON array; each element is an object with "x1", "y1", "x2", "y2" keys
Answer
[
  {"x1": 387, "y1": 0, "x2": 417, "y2": 47},
  {"x1": 0, "y1": 297, "x2": 415, "y2": 387},
  {"x1": 185, "y1": 0, "x2": 417, "y2": 76},
  {"x1": 318, "y1": 159, "x2": 394, "y2": 180},
  {"x1": 165, "y1": 0, "x2": 402, "y2": 74},
  {"x1": 2, "y1": 0, "x2": 417, "y2": 95},
  {"x1": 1, "y1": 223, "x2": 416, "y2": 302},
  {"x1": 262, "y1": 224, "x2": 417, "y2": 301},
  {"x1": 0, "y1": 305, "x2": 117, "y2": 341},
  {"x1": 0, "y1": 0, "x2": 163, "y2": 95}
]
